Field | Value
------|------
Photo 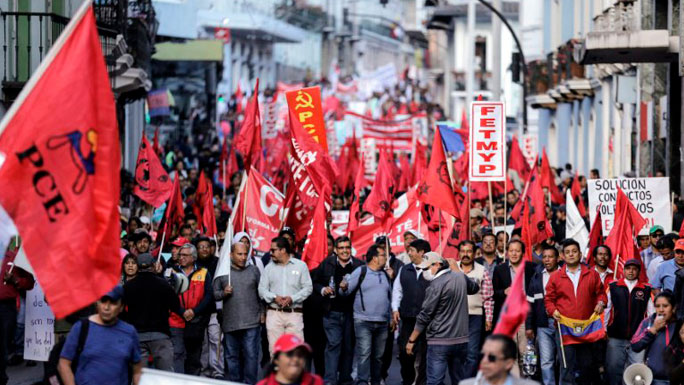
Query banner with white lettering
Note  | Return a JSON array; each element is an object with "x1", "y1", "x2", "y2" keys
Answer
[
  {"x1": 587, "y1": 177, "x2": 672, "y2": 234},
  {"x1": 331, "y1": 210, "x2": 349, "y2": 238},
  {"x1": 469, "y1": 102, "x2": 506, "y2": 181},
  {"x1": 24, "y1": 283, "x2": 55, "y2": 362}
]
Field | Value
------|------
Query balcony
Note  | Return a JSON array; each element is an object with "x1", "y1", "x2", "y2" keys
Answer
[{"x1": 576, "y1": 0, "x2": 678, "y2": 64}]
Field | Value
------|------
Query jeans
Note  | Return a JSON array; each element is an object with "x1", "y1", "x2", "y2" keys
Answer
[
  {"x1": 223, "y1": 326, "x2": 260, "y2": 385},
  {"x1": 559, "y1": 342, "x2": 597, "y2": 385},
  {"x1": 426, "y1": 343, "x2": 468, "y2": 385},
  {"x1": 12, "y1": 296, "x2": 25, "y2": 357},
  {"x1": 464, "y1": 315, "x2": 483, "y2": 378},
  {"x1": 605, "y1": 338, "x2": 646, "y2": 385},
  {"x1": 354, "y1": 320, "x2": 388, "y2": 385},
  {"x1": 201, "y1": 314, "x2": 224, "y2": 378},
  {"x1": 139, "y1": 337, "x2": 175, "y2": 371},
  {"x1": 537, "y1": 324, "x2": 559, "y2": 385},
  {"x1": 323, "y1": 311, "x2": 355, "y2": 385},
  {"x1": 170, "y1": 328, "x2": 185, "y2": 373},
  {"x1": 0, "y1": 301, "x2": 17, "y2": 385},
  {"x1": 397, "y1": 317, "x2": 418, "y2": 385}
]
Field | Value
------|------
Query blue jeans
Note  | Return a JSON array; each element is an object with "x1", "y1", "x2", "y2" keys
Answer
[
  {"x1": 170, "y1": 328, "x2": 185, "y2": 373},
  {"x1": 537, "y1": 324, "x2": 559, "y2": 385},
  {"x1": 354, "y1": 320, "x2": 388, "y2": 385},
  {"x1": 426, "y1": 343, "x2": 468, "y2": 385},
  {"x1": 223, "y1": 326, "x2": 260, "y2": 384},
  {"x1": 323, "y1": 311, "x2": 354, "y2": 385},
  {"x1": 605, "y1": 338, "x2": 645, "y2": 385},
  {"x1": 0, "y1": 301, "x2": 17, "y2": 385},
  {"x1": 464, "y1": 315, "x2": 482, "y2": 378}
]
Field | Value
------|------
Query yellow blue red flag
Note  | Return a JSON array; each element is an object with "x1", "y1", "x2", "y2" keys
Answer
[{"x1": 558, "y1": 313, "x2": 606, "y2": 345}]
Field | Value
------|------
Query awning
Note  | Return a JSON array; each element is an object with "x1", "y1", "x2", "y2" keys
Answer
[{"x1": 152, "y1": 40, "x2": 224, "y2": 62}]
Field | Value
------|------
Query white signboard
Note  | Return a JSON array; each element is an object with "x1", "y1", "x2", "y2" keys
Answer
[
  {"x1": 24, "y1": 283, "x2": 55, "y2": 362},
  {"x1": 587, "y1": 177, "x2": 672, "y2": 234},
  {"x1": 522, "y1": 133, "x2": 538, "y2": 168},
  {"x1": 469, "y1": 102, "x2": 506, "y2": 181},
  {"x1": 331, "y1": 210, "x2": 350, "y2": 238}
]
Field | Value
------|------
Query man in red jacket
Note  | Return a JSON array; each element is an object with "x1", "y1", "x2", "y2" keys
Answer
[
  {"x1": 545, "y1": 239, "x2": 607, "y2": 385},
  {"x1": 0, "y1": 249, "x2": 35, "y2": 385}
]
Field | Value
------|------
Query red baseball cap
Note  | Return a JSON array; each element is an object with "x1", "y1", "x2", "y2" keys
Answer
[
  {"x1": 272, "y1": 334, "x2": 312, "y2": 355},
  {"x1": 171, "y1": 237, "x2": 190, "y2": 247},
  {"x1": 675, "y1": 239, "x2": 684, "y2": 252}
]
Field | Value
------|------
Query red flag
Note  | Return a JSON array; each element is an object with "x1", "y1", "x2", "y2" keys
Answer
[
  {"x1": 508, "y1": 135, "x2": 530, "y2": 181},
  {"x1": 301, "y1": 197, "x2": 328, "y2": 270},
  {"x1": 604, "y1": 188, "x2": 647, "y2": 279},
  {"x1": 527, "y1": 168, "x2": 554, "y2": 244},
  {"x1": 412, "y1": 142, "x2": 427, "y2": 186},
  {"x1": 520, "y1": 201, "x2": 535, "y2": 261},
  {"x1": 153, "y1": 126, "x2": 163, "y2": 156},
  {"x1": 193, "y1": 172, "x2": 209, "y2": 220},
  {"x1": 348, "y1": 154, "x2": 368, "y2": 233},
  {"x1": 365, "y1": 151, "x2": 396, "y2": 221},
  {"x1": 570, "y1": 172, "x2": 587, "y2": 217},
  {"x1": 159, "y1": 176, "x2": 185, "y2": 240},
  {"x1": 493, "y1": 266, "x2": 530, "y2": 336},
  {"x1": 217, "y1": 138, "x2": 238, "y2": 188},
  {"x1": 679, "y1": 217, "x2": 684, "y2": 238},
  {"x1": 398, "y1": 153, "x2": 412, "y2": 192},
  {"x1": 586, "y1": 204, "x2": 604, "y2": 267},
  {"x1": 201, "y1": 179, "x2": 217, "y2": 237},
  {"x1": 540, "y1": 148, "x2": 564, "y2": 205},
  {"x1": 133, "y1": 136, "x2": 172, "y2": 207},
  {"x1": 0, "y1": 4, "x2": 120, "y2": 318},
  {"x1": 234, "y1": 79, "x2": 262, "y2": 168},
  {"x1": 417, "y1": 129, "x2": 459, "y2": 217}
]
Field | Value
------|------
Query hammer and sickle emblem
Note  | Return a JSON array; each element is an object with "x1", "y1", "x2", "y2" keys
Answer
[{"x1": 294, "y1": 91, "x2": 314, "y2": 109}]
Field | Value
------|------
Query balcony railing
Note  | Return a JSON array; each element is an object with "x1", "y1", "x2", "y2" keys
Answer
[{"x1": 593, "y1": 0, "x2": 638, "y2": 33}]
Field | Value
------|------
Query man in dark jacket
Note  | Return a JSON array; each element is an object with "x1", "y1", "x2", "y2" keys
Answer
[
  {"x1": 314, "y1": 236, "x2": 363, "y2": 385},
  {"x1": 376, "y1": 236, "x2": 404, "y2": 381},
  {"x1": 604, "y1": 259, "x2": 653, "y2": 385},
  {"x1": 405, "y1": 252, "x2": 479, "y2": 385},
  {"x1": 392, "y1": 239, "x2": 431, "y2": 385},
  {"x1": 525, "y1": 244, "x2": 560, "y2": 385},
  {"x1": 122, "y1": 253, "x2": 184, "y2": 372}
]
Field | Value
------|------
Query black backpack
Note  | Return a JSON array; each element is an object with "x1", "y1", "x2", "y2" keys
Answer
[
  {"x1": 350, "y1": 266, "x2": 391, "y2": 311},
  {"x1": 43, "y1": 319, "x2": 90, "y2": 385}
]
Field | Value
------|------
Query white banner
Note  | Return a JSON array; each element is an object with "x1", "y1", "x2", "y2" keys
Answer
[
  {"x1": 331, "y1": 210, "x2": 349, "y2": 238},
  {"x1": 469, "y1": 102, "x2": 506, "y2": 181},
  {"x1": 587, "y1": 177, "x2": 672, "y2": 234},
  {"x1": 24, "y1": 283, "x2": 55, "y2": 362}
]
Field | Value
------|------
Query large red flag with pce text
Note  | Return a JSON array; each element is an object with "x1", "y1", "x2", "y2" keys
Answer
[
  {"x1": 0, "y1": 4, "x2": 120, "y2": 318},
  {"x1": 134, "y1": 135, "x2": 172, "y2": 207}
]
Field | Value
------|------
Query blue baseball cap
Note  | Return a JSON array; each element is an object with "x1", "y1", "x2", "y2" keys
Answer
[{"x1": 101, "y1": 285, "x2": 124, "y2": 302}]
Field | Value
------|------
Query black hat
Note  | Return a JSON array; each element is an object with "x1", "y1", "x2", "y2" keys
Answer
[{"x1": 136, "y1": 253, "x2": 156, "y2": 268}]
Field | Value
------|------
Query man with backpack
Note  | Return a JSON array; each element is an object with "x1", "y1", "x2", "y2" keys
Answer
[
  {"x1": 339, "y1": 244, "x2": 394, "y2": 385},
  {"x1": 58, "y1": 285, "x2": 143, "y2": 385}
]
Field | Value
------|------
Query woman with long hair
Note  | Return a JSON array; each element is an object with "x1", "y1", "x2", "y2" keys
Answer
[
  {"x1": 632, "y1": 291, "x2": 678, "y2": 385},
  {"x1": 257, "y1": 334, "x2": 323, "y2": 385},
  {"x1": 121, "y1": 254, "x2": 138, "y2": 284}
]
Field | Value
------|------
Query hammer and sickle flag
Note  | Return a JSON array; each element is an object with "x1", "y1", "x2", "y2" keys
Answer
[
  {"x1": 417, "y1": 128, "x2": 460, "y2": 218},
  {"x1": 134, "y1": 135, "x2": 172, "y2": 208},
  {"x1": 0, "y1": 3, "x2": 121, "y2": 318}
]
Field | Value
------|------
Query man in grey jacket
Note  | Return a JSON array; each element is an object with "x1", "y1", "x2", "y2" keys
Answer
[
  {"x1": 405, "y1": 252, "x2": 479, "y2": 385},
  {"x1": 213, "y1": 242, "x2": 262, "y2": 384}
]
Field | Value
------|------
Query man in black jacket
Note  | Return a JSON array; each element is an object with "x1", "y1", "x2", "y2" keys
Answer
[
  {"x1": 122, "y1": 253, "x2": 184, "y2": 372},
  {"x1": 392, "y1": 239, "x2": 431, "y2": 385},
  {"x1": 605, "y1": 259, "x2": 653, "y2": 385},
  {"x1": 314, "y1": 236, "x2": 363, "y2": 385},
  {"x1": 525, "y1": 244, "x2": 560, "y2": 385}
]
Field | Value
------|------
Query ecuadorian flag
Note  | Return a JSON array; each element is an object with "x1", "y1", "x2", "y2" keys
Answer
[{"x1": 558, "y1": 313, "x2": 606, "y2": 345}]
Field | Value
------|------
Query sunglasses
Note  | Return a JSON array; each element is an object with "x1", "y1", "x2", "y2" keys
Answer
[{"x1": 479, "y1": 353, "x2": 506, "y2": 363}]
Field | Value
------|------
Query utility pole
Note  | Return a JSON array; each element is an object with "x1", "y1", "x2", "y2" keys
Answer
[{"x1": 492, "y1": 0, "x2": 502, "y2": 101}]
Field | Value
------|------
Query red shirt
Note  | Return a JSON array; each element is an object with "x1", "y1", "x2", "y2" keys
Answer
[
  {"x1": 257, "y1": 372, "x2": 323, "y2": 385},
  {"x1": 0, "y1": 251, "x2": 35, "y2": 302},
  {"x1": 544, "y1": 264, "x2": 607, "y2": 320}
]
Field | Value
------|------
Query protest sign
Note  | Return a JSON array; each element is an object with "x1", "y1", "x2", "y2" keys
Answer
[
  {"x1": 286, "y1": 86, "x2": 328, "y2": 152},
  {"x1": 24, "y1": 283, "x2": 55, "y2": 361},
  {"x1": 587, "y1": 177, "x2": 672, "y2": 233},
  {"x1": 522, "y1": 133, "x2": 538, "y2": 168},
  {"x1": 331, "y1": 210, "x2": 350, "y2": 238},
  {"x1": 469, "y1": 102, "x2": 506, "y2": 181}
]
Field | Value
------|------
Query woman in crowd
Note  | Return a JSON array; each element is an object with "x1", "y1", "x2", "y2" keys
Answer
[
  {"x1": 120, "y1": 254, "x2": 139, "y2": 284},
  {"x1": 257, "y1": 334, "x2": 323, "y2": 385},
  {"x1": 632, "y1": 291, "x2": 679, "y2": 385},
  {"x1": 666, "y1": 321, "x2": 684, "y2": 385}
]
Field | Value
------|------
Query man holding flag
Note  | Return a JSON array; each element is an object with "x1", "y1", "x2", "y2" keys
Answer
[{"x1": 545, "y1": 239, "x2": 607, "y2": 385}]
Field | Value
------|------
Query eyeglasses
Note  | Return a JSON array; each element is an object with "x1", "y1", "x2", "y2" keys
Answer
[{"x1": 479, "y1": 353, "x2": 506, "y2": 363}]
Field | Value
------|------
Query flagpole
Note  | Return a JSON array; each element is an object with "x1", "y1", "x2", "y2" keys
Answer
[
  {"x1": 222, "y1": 159, "x2": 227, "y2": 202},
  {"x1": 557, "y1": 321, "x2": 567, "y2": 368},
  {"x1": 467, "y1": 180, "x2": 472, "y2": 240},
  {"x1": 158, "y1": 229, "x2": 167, "y2": 260},
  {"x1": 438, "y1": 209, "x2": 443, "y2": 253},
  {"x1": 487, "y1": 181, "x2": 495, "y2": 228},
  {"x1": 241, "y1": 170, "x2": 249, "y2": 231}
]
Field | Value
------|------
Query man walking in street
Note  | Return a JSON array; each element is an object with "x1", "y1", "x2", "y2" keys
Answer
[
  {"x1": 405, "y1": 252, "x2": 479, "y2": 385},
  {"x1": 339, "y1": 244, "x2": 394, "y2": 385},
  {"x1": 314, "y1": 236, "x2": 363, "y2": 385},
  {"x1": 123, "y1": 253, "x2": 184, "y2": 372},
  {"x1": 213, "y1": 242, "x2": 262, "y2": 384},
  {"x1": 259, "y1": 236, "x2": 313, "y2": 353},
  {"x1": 605, "y1": 259, "x2": 653, "y2": 385},
  {"x1": 459, "y1": 335, "x2": 539, "y2": 385},
  {"x1": 476, "y1": 233, "x2": 503, "y2": 278},
  {"x1": 194, "y1": 236, "x2": 222, "y2": 379},
  {"x1": 59, "y1": 286, "x2": 143, "y2": 385},
  {"x1": 525, "y1": 244, "x2": 561, "y2": 385},
  {"x1": 641, "y1": 225, "x2": 665, "y2": 270},
  {"x1": 652, "y1": 235, "x2": 684, "y2": 293},
  {"x1": 457, "y1": 240, "x2": 494, "y2": 378},
  {"x1": 545, "y1": 239, "x2": 607, "y2": 385},
  {"x1": 392, "y1": 239, "x2": 432, "y2": 385}
]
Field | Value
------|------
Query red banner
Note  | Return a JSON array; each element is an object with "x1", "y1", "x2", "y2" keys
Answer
[{"x1": 286, "y1": 86, "x2": 328, "y2": 152}]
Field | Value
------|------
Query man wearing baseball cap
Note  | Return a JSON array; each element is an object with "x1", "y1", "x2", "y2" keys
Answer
[
  {"x1": 651, "y1": 236, "x2": 684, "y2": 293},
  {"x1": 605, "y1": 258, "x2": 654, "y2": 385},
  {"x1": 641, "y1": 225, "x2": 665, "y2": 271},
  {"x1": 405, "y1": 252, "x2": 479, "y2": 385},
  {"x1": 257, "y1": 334, "x2": 323, "y2": 385},
  {"x1": 670, "y1": 239, "x2": 684, "y2": 320}
]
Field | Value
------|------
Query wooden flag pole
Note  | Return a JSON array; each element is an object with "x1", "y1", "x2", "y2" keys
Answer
[
  {"x1": 557, "y1": 321, "x2": 567, "y2": 368},
  {"x1": 487, "y1": 181, "x2": 495, "y2": 228},
  {"x1": 467, "y1": 181, "x2": 472, "y2": 240},
  {"x1": 438, "y1": 209, "x2": 443, "y2": 253},
  {"x1": 241, "y1": 170, "x2": 249, "y2": 231},
  {"x1": 222, "y1": 159, "x2": 227, "y2": 202}
]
